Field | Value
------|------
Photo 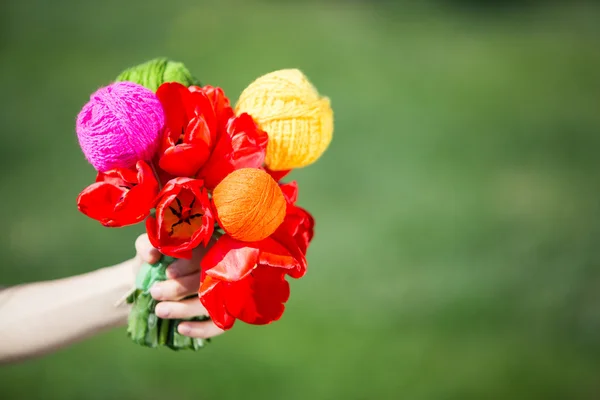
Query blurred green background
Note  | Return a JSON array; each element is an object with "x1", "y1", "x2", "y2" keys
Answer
[{"x1": 2, "y1": 0, "x2": 600, "y2": 398}]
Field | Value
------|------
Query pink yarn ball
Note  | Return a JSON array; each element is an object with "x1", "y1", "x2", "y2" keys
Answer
[{"x1": 76, "y1": 81, "x2": 165, "y2": 172}]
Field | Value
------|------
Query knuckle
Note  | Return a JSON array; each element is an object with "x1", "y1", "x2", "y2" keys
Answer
[
  {"x1": 180, "y1": 275, "x2": 200, "y2": 292},
  {"x1": 135, "y1": 233, "x2": 148, "y2": 248},
  {"x1": 164, "y1": 282, "x2": 186, "y2": 299}
]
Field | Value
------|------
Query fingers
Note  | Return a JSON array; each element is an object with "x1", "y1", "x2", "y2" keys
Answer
[
  {"x1": 155, "y1": 297, "x2": 208, "y2": 319},
  {"x1": 166, "y1": 258, "x2": 199, "y2": 279},
  {"x1": 178, "y1": 320, "x2": 225, "y2": 339},
  {"x1": 165, "y1": 242, "x2": 212, "y2": 278},
  {"x1": 135, "y1": 234, "x2": 161, "y2": 264},
  {"x1": 140, "y1": 236, "x2": 222, "y2": 339},
  {"x1": 150, "y1": 273, "x2": 200, "y2": 301}
]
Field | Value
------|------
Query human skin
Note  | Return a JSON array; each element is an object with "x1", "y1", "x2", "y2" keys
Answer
[{"x1": 0, "y1": 234, "x2": 222, "y2": 364}]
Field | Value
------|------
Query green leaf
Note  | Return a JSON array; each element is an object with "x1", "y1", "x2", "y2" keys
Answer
[
  {"x1": 127, "y1": 256, "x2": 212, "y2": 351},
  {"x1": 135, "y1": 263, "x2": 153, "y2": 290},
  {"x1": 145, "y1": 312, "x2": 159, "y2": 348},
  {"x1": 128, "y1": 291, "x2": 152, "y2": 344},
  {"x1": 158, "y1": 318, "x2": 170, "y2": 346}
]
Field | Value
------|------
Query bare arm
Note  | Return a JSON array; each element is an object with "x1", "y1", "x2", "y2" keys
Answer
[
  {"x1": 0, "y1": 234, "x2": 224, "y2": 365},
  {"x1": 0, "y1": 259, "x2": 134, "y2": 364}
]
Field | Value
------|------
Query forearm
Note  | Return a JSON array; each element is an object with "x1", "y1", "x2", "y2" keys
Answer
[{"x1": 0, "y1": 260, "x2": 134, "y2": 364}]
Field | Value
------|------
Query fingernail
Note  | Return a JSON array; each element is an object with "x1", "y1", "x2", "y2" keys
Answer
[
  {"x1": 178, "y1": 323, "x2": 191, "y2": 335},
  {"x1": 150, "y1": 284, "x2": 162, "y2": 299},
  {"x1": 155, "y1": 303, "x2": 170, "y2": 318}
]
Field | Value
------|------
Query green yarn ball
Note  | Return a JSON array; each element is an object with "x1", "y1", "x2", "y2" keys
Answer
[{"x1": 115, "y1": 58, "x2": 199, "y2": 92}]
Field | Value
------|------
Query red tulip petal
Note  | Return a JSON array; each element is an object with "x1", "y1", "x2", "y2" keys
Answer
[
  {"x1": 193, "y1": 85, "x2": 233, "y2": 141},
  {"x1": 228, "y1": 113, "x2": 268, "y2": 167},
  {"x1": 225, "y1": 266, "x2": 290, "y2": 325},
  {"x1": 157, "y1": 177, "x2": 185, "y2": 197},
  {"x1": 186, "y1": 89, "x2": 217, "y2": 139},
  {"x1": 80, "y1": 161, "x2": 159, "y2": 227},
  {"x1": 199, "y1": 277, "x2": 236, "y2": 330},
  {"x1": 115, "y1": 163, "x2": 158, "y2": 218},
  {"x1": 270, "y1": 235, "x2": 307, "y2": 279},
  {"x1": 156, "y1": 243, "x2": 194, "y2": 260},
  {"x1": 265, "y1": 167, "x2": 291, "y2": 183},
  {"x1": 279, "y1": 181, "x2": 298, "y2": 204},
  {"x1": 198, "y1": 113, "x2": 268, "y2": 189},
  {"x1": 291, "y1": 206, "x2": 315, "y2": 253},
  {"x1": 156, "y1": 82, "x2": 188, "y2": 136},
  {"x1": 185, "y1": 116, "x2": 212, "y2": 148},
  {"x1": 159, "y1": 144, "x2": 211, "y2": 177},
  {"x1": 202, "y1": 86, "x2": 234, "y2": 122},
  {"x1": 202, "y1": 235, "x2": 260, "y2": 282},
  {"x1": 257, "y1": 238, "x2": 301, "y2": 271},
  {"x1": 145, "y1": 215, "x2": 161, "y2": 249},
  {"x1": 110, "y1": 195, "x2": 152, "y2": 226},
  {"x1": 135, "y1": 161, "x2": 159, "y2": 188},
  {"x1": 97, "y1": 167, "x2": 137, "y2": 187},
  {"x1": 77, "y1": 182, "x2": 125, "y2": 226},
  {"x1": 154, "y1": 165, "x2": 176, "y2": 188},
  {"x1": 159, "y1": 217, "x2": 213, "y2": 260}
]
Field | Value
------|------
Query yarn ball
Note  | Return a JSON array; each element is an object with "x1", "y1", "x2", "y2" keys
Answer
[
  {"x1": 213, "y1": 168, "x2": 286, "y2": 242},
  {"x1": 115, "y1": 58, "x2": 199, "y2": 92},
  {"x1": 235, "y1": 69, "x2": 333, "y2": 171},
  {"x1": 76, "y1": 81, "x2": 165, "y2": 172}
]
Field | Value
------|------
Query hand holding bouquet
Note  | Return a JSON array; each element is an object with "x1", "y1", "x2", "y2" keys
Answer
[{"x1": 75, "y1": 59, "x2": 333, "y2": 350}]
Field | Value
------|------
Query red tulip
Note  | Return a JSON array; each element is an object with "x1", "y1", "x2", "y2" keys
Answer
[
  {"x1": 146, "y1": 177, "x2": 214, "y2": 259},
  {"x1": 192, "y1": 85, "x2": 234, "y2": 135},
  {"x1": 269, "y1": 181, "x2": 315, "y2": 278},
  {"x1": 156, "y1": 83, "x2": 230, "y2": 177},
  {"x1": 77, "y1": 160, "x2": 158, "y2": 227},
  {"x1": 197, "y1": 113, "x2": 268, "y2": 189},
  {"x1": 199, "y1": 235, "x2": 302, "y2": 330}
]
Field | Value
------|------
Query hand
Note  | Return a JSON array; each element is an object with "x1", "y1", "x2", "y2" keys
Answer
[{"x1": 134, "y1": 234, "x2": 225, "y2": 340}]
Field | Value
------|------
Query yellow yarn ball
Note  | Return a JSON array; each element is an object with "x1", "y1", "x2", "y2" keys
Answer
[{"x1": 235, "y1": 69, "x2": 333, "y2": 171}]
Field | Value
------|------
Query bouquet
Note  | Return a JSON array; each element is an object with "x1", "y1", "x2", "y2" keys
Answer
[{"x1": 74, "y1": 58, "x2": 333, "y2": 350}]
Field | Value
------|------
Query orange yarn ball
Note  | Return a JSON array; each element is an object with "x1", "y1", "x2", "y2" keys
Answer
[{"x1": 213, "y1": 168, "x2": 286, "y2": 242}]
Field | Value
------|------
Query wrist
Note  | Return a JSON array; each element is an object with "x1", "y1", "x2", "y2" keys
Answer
[
  {"x1": 115, "y1": 259, "x2": 137, "y2": 289},
  {"x1": 107, "y1": 259, "x2": 137, "y2": 306}
]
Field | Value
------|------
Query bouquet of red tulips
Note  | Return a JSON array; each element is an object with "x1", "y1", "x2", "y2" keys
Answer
[{"x1": 75, "y1": 59, "x2": 333, "y2": 350}]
